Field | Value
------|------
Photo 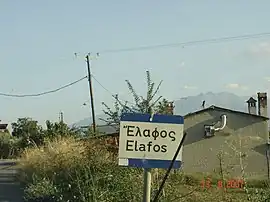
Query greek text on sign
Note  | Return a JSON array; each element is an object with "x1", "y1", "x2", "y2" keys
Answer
[{"x1": 118, "y1": 113, "x2": 184, "y2": 168}]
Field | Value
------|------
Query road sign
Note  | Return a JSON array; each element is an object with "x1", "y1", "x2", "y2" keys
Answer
[{"x1": 118, "y1": 113, "x2": 184, "y2": 169}]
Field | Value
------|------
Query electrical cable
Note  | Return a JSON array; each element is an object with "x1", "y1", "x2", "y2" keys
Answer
[
  {"x1": 91, "y1": 74, "x2": 136, "y2": 106},
  {"x1": 0, "y1": 76, "x2": 87, "y2": 98},
  {"x1": 99, "y1": 32, "x2": 270, "y2": 53},
  {"x1": 91, "y1": 74, "x2": 116, "y2": 96},
  {"x1": 152, "y1": 132, "x2": 187, "y2": 202}
]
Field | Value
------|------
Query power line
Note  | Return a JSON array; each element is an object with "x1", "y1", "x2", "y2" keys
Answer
[
  {"x1": 99, "y1": 32, "x2": 270, "y2": 53},
  {"x1": 91, "y1": 74, "x2": 135, "y2": 105},
  {"x1": 0, "y1": 76, "x2": 87, "y2": 98},
  {"x1": 91, "y1": 74, "x2": 115, "y2": 95}
]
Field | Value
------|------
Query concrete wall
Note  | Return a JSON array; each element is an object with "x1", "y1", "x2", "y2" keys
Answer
[{"x1": 182, "y1": 109, "x2": 269, "y2": 178}]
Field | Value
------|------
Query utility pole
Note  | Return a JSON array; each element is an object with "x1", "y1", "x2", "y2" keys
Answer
[
  {"x1": 59, "y1": 111, "x2": 64, "y2": 135},
  {"x1": 85, "y1": 53, "x2": 97, "y2": 134},
  {"x1": 59, "y1": 111, "x2": 63, "y2": 123}
]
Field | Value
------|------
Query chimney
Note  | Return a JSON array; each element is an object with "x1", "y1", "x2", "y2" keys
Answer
[
  {"x1": 167, "y1": 101, "x2": 174, "y2": 115},
  {"x1": 257, "y1": 92, "x2": 268, "y2": 117},
  {"x1": 246, "y1": 97, "x2": 257, "y2": 115}
]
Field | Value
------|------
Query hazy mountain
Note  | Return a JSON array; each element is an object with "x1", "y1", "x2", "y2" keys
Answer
[
  {"x1": 73, "y1": 92, "x2": 267, "y2": 127},
  {"x1": 71, "y1": 114, "x2": 107, "y2": 127},
  {"x1": 174, "y1": 91, "x2": 250, "y2": 115}
]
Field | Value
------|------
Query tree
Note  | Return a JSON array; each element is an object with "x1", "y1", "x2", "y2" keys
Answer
[
  {"x1": 101, "y1": 70, "x2": 171, "y2": 126},
  {"x1": 0, "y1": 131, "x2": 17, "y2": 158},
  {"x1": 45, "y1": 120, "x2": 81, "y2": 139},
  {"x1": 11, "y1": 118, "x2": 44, "y2": 147},
  {"x1": 101, "y1": 94, "x2": 132, "y2": 125},
  {"x1": 155, "y1": 98, "x2": 174, "y2": 115},
  {"x1": 125, "y1": 70, "x2": 163, "y2": 114}
]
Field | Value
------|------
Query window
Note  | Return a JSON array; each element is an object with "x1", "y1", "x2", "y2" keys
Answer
[{"x1": 204, "y1": 125, "x2": 215, "y2": 138}]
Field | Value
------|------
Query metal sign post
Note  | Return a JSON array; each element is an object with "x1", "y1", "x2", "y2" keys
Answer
[
  {"x1": 118, "y1": 113, "x2": 184, "y2": 202},
  {"x1": 143, "y1": 168, "x2": 151, "y2": 202}
]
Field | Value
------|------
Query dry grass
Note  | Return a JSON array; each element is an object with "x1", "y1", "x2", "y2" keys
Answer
[
  {"x1": 20, "y1": 137, "x2": 88, "y2": 174},
  {"x1": 18, "y1": 137, "x2": 144, "y2": 201}
]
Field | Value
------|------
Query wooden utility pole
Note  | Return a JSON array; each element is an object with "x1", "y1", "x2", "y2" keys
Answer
[
  {"x1": 85, "y1": 53, "x2": 96, "y2": 134},
  {"x1": 59, "y1": 111, "x2": 64, "y2": 123}
]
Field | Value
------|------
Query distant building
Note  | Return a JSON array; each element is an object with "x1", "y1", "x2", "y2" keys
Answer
[
  {"x1": 79, "y1": 124, "x2": 119, "y2": 148},
  {"x1": 96, "y1": 124, "x2": 119, "y2": 147},
  {"x1": 0, "y1": 121, "x2": 8, "y2": 133},
  {"x1": 183, "y1": 92, "x2": 269, "y2": 178}
]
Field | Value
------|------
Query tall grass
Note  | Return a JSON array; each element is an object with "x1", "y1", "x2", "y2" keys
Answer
[{"x1": 18, "y1": 137, "x2": 143, "y2": 202}]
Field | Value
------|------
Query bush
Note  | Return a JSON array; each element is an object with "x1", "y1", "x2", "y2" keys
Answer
[
  {"x1": 0, "y1": 118, "x2": 82, "y2": 159},
  {"x1": 0, "y1": 132, "x2": 20, "y2": 159},
  {"x1": 18, "y1": 137, "x2": 144, "y2": 202}
]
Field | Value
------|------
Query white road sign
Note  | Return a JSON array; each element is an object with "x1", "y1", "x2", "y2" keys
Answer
[{"x1": 118, "y1": 113, "x2": 184, "y2": 168}]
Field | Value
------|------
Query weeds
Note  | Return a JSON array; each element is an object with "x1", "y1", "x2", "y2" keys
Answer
[{"x1": 18, "y1": 137, "x2": 144, "y2": 201}]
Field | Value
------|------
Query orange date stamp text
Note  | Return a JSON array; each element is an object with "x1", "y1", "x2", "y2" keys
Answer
[{"x1": 201, "y1": 178, "x2": 244, "y2": 189}]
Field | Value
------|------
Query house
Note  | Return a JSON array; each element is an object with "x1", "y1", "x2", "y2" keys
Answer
[
  {"x1": 95, "y1": 124, "x2": 119, "y2": 147},
  {"x1": 182, "y1": 92, "x2": 269, "y2": 178},
  {"x1": 80, "y1": 124, "x2": 119, "y2": 148}
]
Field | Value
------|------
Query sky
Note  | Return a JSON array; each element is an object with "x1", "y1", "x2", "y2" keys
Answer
[{"x1": 1, "y1": 0, "x2": 270, "y2": 127}]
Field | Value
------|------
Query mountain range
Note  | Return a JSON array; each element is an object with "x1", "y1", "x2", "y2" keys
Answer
[{"x1": 73, "y1": 92, "x2": 268, "y2": 127}]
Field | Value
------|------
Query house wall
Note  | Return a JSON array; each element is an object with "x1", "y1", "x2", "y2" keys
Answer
[{"x1": 182, "y1": 110, "x2": 269, "y2": 178}]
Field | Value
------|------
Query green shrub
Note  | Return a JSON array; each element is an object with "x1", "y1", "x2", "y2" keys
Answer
[
  {"x1": 24, "y1": 176, "x2": 58, "y2": 202},
  {"x1": 0, "y1": 132, "x2": 20, "y2": 159}
]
